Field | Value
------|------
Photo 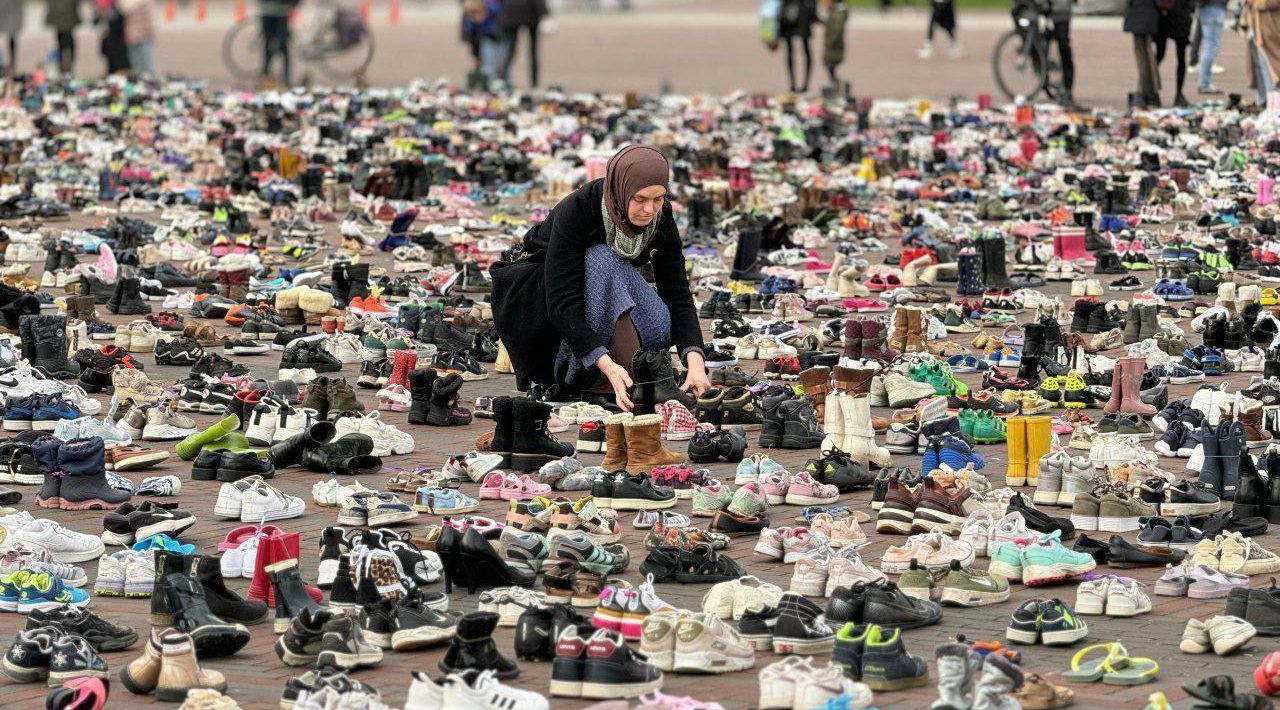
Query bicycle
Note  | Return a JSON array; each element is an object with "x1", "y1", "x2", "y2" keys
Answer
[
  {"x1": 222, "y1": 0, "x2": 375, "y2": 84},
  {"x1": 990, "y1": 0, "x2": 1065, "y2": 102}
]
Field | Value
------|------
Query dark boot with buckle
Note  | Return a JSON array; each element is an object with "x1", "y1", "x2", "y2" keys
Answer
[
  {"x1": 628, "y1": 350, "x2": 696, "y2": 415},
  {"x1": 438, "y1": 611, "x2": 519, "y2": 679},
  {"x1": 151, "y1": 551, "x2": 193, "y2": 627},
  {"x1": 509, "y1": 398, "x2": 573, "y2": 472},
  {"x1": 267, "y1": 555, "x2": 323, "y2": 635},
  {"x1": 165, "y1": 573, "x2": 251, "y2": 658}
]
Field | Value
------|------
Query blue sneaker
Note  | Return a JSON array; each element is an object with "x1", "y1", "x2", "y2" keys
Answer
[
  {"x1": 412, "y1": 487, "x2": 479, "y2": 514},
  {"x1": 16, "y1": 572, "x2": 90, "y2": 614},
  {"x1": 32, "y1": 395, "x2": 80, "y2": 432},
  {"x1": 132, "y1": 534, "x2": 195, "y2": 555},
  {"x1": 0, "y1": 570, "x2": 32, "y2": 611},
  {"x1": 938, "y1": 434, "x2": 985, "y2": 470},
  {"x1": 3, "y1": 396, "x2": 36, "y2": 431}
]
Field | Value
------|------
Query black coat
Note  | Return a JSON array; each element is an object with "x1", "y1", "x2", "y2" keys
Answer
[
  {"x1": 1159, "y1": 0, "x2": 1193, "y2": 39},
  {"x1": 498, "y1": 0, "x2": 546, "y2": 29},
  {"x1": 489, "y1": 179, "x2": 701, "y2": 390},
  {"x1": 779, "y1": 0, "x2": 817, "y2": 38},
  {"x1": 1123, "y1": 0, "x2": 1161, "y2": 35}
]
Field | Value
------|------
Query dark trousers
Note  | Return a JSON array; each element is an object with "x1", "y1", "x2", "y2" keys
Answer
[
  {"x1": 1156, "y1": 33, "x2": 1190, "y2": 100},
  {"x1": 500, "y1": 22, "x2": 540, "y2": 87},
  {"x1": 55, "y1": 30, "x2": 75, "y2": 72},
  {"x1": 1049, "y1": 18, "x2": 1074, "y2": 92},
  {"x1": 1132, "y1": 34, "x2": 1160, "y2": 104},
  {"x1": 262, "y1": 15, "x2": 291, "y2": 85},
  {"x1": 782, "y1": 35, "x2": 812, "y2": 93}
]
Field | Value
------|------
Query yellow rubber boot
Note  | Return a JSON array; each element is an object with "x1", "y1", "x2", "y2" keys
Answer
[
  {"x1": 1024, "y1": 415, "x2": 1054, "y2": 487},
  {"x1": 1005, "y1": 417, "x2": 1028, "y2": 486}
]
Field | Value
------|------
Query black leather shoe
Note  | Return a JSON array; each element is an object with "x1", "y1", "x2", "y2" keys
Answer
[
  {"x1": 216, "y1": 451, "x2": 276, "y2": 482},
  {"x1": 268, "y1": 421, "x2": 337, "y2": 469},
  {"x1": 1105, "y1": 534, "x2": 1186, "y2": 568}
]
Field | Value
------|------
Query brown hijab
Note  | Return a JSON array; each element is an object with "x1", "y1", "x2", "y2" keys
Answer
[{"x1": 603, "y1": 144, "x2": 670, "y2": 239}]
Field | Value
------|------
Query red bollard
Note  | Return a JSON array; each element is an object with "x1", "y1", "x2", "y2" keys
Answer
[
  {"x1": 164, "y1": 0, "x2": 176, "y2": 22},
  {"x1": 233, "y1": 0, "x2": 246, "y2": 21},
  {"x1": 196, "y1": 0, "x2": 206, "y2": 21},
  {"x1": 389, "y1": 0, "x2": 400, "y2": 24},
  {"x1": 360, "y1": 0, "x2": 371, "y2": 21}
]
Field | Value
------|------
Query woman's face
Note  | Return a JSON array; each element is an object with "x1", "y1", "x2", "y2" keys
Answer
[{"x1": 627, "y1": 185, "x2": 666, "y2": 227}]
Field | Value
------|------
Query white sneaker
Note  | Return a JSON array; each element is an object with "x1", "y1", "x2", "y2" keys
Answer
[
  {"x1": 1105, "y1": 576, "x2": 1152, "y2": 616},
  {"x1": 124, "y1": 551, "x2": 154, "y2": 597},
  {"x1": 358, "y1": 412, "x2": 415, "y2": 456},
  {"x1": 213, "y1": 477, "x2": 262, "y2": 519},
  {"x1": 759, "y1": 656, "x2": 812, "y2": 709},
  {"x1": 959, "y1": 509, "x2": 994, "y2": 558},
  {"x1": 790, "y1": 554, "x2": 830, "y2": 597},
  {"x1": 987, "y1": 512, "x2": 1032, "y2": 555},
  {"x1": 274, "y1": 406, "x2": 319, "y2": 442},
  {"x1": 824, "y1": 549, "x2": 885, "y2": 597},
  {"x1": 240, "y1": 481, "x2": 306, "y2": 522},
  {"x1": 442, "y1": 669, "x2": 548, "y2": 710},
  {"x1": 323, "y1": 333, "x2": 366, "y2": 364},
  {"x1": 793, "y1": 662, "x2": 872, "y2": 710},
  {"x1": 245, "y1": 404, "x2": 280, "y2": 445},
  {"x1": 732, "y1": 576, "x2": 784, "y2": 620},
  {"x1": 1074, "y1": 576, "x2": 1110, "y2": 615},
  {"x1": 442, "y1": 451, "x2": 504, "y2": 483},
  {"x1": 405, "y1": 670, "x2": 445, "y2": 710},
  {"x1": 220, "y1": 536, "x2": 259, "y2": 579},
  {"x1": 11, "y1": 519, "x2": 105, "y2": 563},
  {"x1": 94, "y1": 552, "x2": 126, "y2": 595}
]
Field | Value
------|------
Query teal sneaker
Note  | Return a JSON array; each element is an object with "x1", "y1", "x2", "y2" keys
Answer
[
  {"x1": 988, "y1": 540, "x2": 1024, "y2": 582},
  {"x1": 1020, "y1": 536, "x2": 1097, "y2": 587},
  {"x1": 0, "y1": 570, "x2": 32, "y2": 611}
]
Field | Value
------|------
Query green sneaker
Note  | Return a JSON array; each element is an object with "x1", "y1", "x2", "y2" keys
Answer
[
  {"x1": 988, "y1": 540, "x2": 1024, "y2": 582},
  {"x1": 958, "y1": 409, "x2": 977, "y2": 439},
  {"x1": 898, "y1": 559, "x2": 944, "y2": 601},
  {"x1": 970, "y1": 410, "x2": 1007, "y2": 444},
  {"x1": 691, "y1": 482, "x2": 732, "y2": 516},
  {"x1": 939, "y1": 559, "x2": 1010, "y2": 606},
  {"x1": 1019, "y1": 536, "x2": 1097, "y2": 587}
]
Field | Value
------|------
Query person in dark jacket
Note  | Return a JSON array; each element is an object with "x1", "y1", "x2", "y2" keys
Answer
[
  {"x1": 1124, "y1": 0, "x2": 1162, "y2": 107},
  {"x1": 919, "y1": 0, "x2": 962, "y2": 58},
  {"x1": 498, "y1": 0, "x2": 546, "y2": 88},
  {"x1": 45, "y1": 0, "x2": 80, "y2": 74},
  {"x1": 1155, "y1": 0, "x2": 1195, "y2": 105},
  {"x1": 490, "y1": 145, "x2": 709, "y2": 409},
  {"x1": 779, "y1": 0, "x2": 817, "y2": 93}
]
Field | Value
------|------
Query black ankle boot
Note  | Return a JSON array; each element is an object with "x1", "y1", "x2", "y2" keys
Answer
[
  {"x1": 628, "y1": 350, "x2": 696, "y2": 414},
  {"x1": 490, "y1": 395, "x2": 514, "y2": 467},
  {"x1": 426, "y1": 373, "x2": 472, "y2": 426},
  {"x1": 979, "y1": 236, "x2": 1010, "y2": 288},
  {"x1": 267, "y1": 421, "x2": 336, "y2": 469},
  {"x1": 406, "y1": 369, "x2": 436, "y2": 426},
  {"x1": 151, "y1": 551, "x2": 192, "y2": 627},
  {"x1": 300, "y1": 434, "x2": 381, "y2": 476},
  {"x1": 1070, "y1": 300, "x2": 1095, "y2": 333},
  {"x1": 508, "y1": 398, "x2": 573, "y2": 472},
  {"x1": 729, "y1": 228, "x2": 765, "y2": 282},
  {"x1": 195, "y1": 556, "x2": 268, "y2": 626},
  {"x1": 165, "y1": 573, "x2": 251, "y2": 658},
  {"x1": 106, "y1": 277, "x2": 150, "y2": 315},
  {"x1": 1266, "y1": 450, "x2": 1280, "y2": 524},
  {"x1": 438, "y1": 611, "x2": 519, "y2": 679},
  {"x1": 267, "y1": 557, "x2": 323, "y2": 635}
]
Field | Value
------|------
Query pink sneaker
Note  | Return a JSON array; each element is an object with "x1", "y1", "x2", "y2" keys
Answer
[
  {"x1": 784, "y1": 471, "x2": 840, "y2": 506},
  {"x1": 753, "y1": 526, "x2": 791, "y2": 560},
  {"x1": 810, "y1": 512, "x2": 867, "y2": 548},
  {"x1": 782, "y1": 528, "x2": 828, "y2": 563},
  {"x1": 376, "y1": 384, "x2": 411, "y2": 412},
  {"x1": 759, "y1": 470, "x2": 789, "y2": 505}
]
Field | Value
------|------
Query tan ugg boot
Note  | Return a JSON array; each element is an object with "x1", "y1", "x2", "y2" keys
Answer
[
  {"x1": 155, "y1": 630, "x2": 227, "y2": 702},
  {"x1": 623, "y1": 413, "x2": 683, "y2": 473},
  {"x1": 797, "y1": 366, "x2": 831, "y2": 420},
  {"x1": 275, "y1": 287, "x2": 301, "y2": 312},
  {"x1": 120, "y1": 628, "x2": 163, "y2": 695},
  {"x1": 297, "y1": 287, "x2": 334, "y2": 314},
  {"x1": 495, "y1": 341, "x2": 514, "y2": 374},
  {"x1": 888, "y1": 306, "x2": 910, "y2": 352},
  {"x1": 905, "y1": 307, "x2": 926, "y2": 353},
  {"x1": 599, "y1": 413, "x2": 632, "y2": 470}
]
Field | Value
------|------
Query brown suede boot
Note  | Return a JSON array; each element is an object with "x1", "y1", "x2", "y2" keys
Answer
[
  {"x1": 326, "y1": 377, "x2": 365, "y2": 416},
  {"x1": 623, "y1": 413, "x2": 683, "y2": 473},
  {"x1": 1237, "y1": 401, "x2": 1275, "y2": 448},
  {"x1": 797, "y1": 366, "x2": 831, "y2": 420},
  {"x1": 156, "y1": 630, "x2": 228, "y2": 702},
  {"x1": 599, "y1": 413, "x2": 632, "y2": 470},
  {"x1": 905, "y1": 307, "x2": 926, "y2": 353},
  {"x1": 833, "y1": 365, "x2": 875, "y2": 395},
  {"x1": 77, "y1": 295, "x2": 103, "y2": 324},
  {"x1": 120, "y1": 628, "x2": 164, "y2": 695},
  {"x1": 888, "y1": 306, "x2": 910, "y2": 352}
]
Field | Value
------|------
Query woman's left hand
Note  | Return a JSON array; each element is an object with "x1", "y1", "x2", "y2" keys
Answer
[{"x1": 680, "y1": 353, "x2": 712, "y2": 396}]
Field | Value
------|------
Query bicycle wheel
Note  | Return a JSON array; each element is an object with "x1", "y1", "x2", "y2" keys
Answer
[
  {"x1": 991, "y1": 29, "x2": 1048, "y2": 101},
  {"x1": 318, "y1": 32, "x2": 375, "y2": 82},
  {"x1": 222, "y1": 19, "x2": 264, "y2": 81}
]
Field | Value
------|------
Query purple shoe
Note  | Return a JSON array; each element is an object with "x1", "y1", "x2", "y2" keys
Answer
[{"x1": 1188, "y1": 564, "x2": 1250, "y2": 599}]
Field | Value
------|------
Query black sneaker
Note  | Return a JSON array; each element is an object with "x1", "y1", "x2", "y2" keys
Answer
[
  {"x1": 358, "y1": 599, "x2": 397, "y2": 650},
  {"x1": 48, "y1": 634, "x2": 107, "y2": 683},
  {"x1": 772, "y1": 592, "x2": 833, "y2": 654},
  {"x1": 860, "y1": 625, "x2": 929, "y2": 691},
  {"x1": 315, "y1": 615, "x2": 383, "y2": 670},
  {"x1": 155, "y1": 338, "x2": 203, "y2": 365},
  {"x1": 285, "y1": 342, "x2": 343, "y2": 373},
  {"x1": 127, "y1": 504, "x2": 197, "y2": 540},
  {"x1": 1111, "y1": 274, "x2": 1143, "y2": 290},
  {"x1": 271, "y1": 329, "x2": 317, "y2": 351},
  {"x1": 860, "y1": 580, "x2": 942, "y2": 630},
  {"x1": 275, "y1": 608, "x2": 338, "y2": 667},
  {"x1": 737, "y1": 605, "x2": 781, "y2": 651},
  {"x1": 1036, "y1": 599, "x2": 1088, "y2": 646},
  {"x1": 1005, "y1": 599, "x2": 1043, "y2": 644},
  {"x1": 1006, "y1": 492, "x2": 1075, "y2": 539},
  {"x1": 580, "y1": 628, "x2": 662, "y2": 699},
  {"x1": 391, "y1": 599, "x2": 458, "y2": 651},
  {"x1": 356, "y1": 358, "x2": 389, "y2": 389},
  {"x1": 1165, "y1": 480, "x2": 1222, "y2": 516},
  {"x1": 242, "y1": 320, "x2": 282, "y2": 341},
  {"x1": 1, "y1": 627, "x2": 55, "y2": 682},
  {"x1": 25, "y1": 608, "x2": 136, "y2": 652},
  {"x1": 224, "y1": 338, "x2": 270, "y2": 356},
  {"x1": 610, "y1": 474, "x2": 675, "y2": 510}
]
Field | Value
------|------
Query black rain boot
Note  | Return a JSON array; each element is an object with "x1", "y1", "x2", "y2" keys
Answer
[
  {"x1": 267, "y1": 421, "x2": 337, "y2": 469},
  {"x1": 266, "y1": 557, "x2": 323, "y2": 635},
  {"x1": 406, "y1": 369, "x2": 436, "y2": 426},
  {"x1": 490, "y1": 396, "x2": 514, "y2": 467},
  {"x1": 1234, "y1": 449, "x2": 1269, "y2": 519},
  {"x1": 955, "y1": 249, "x2": 984, "y2": 296},
  {"x1": 425, "y1": 373, "x2": 471, "y2": 427},
  {"x1": 106, "y1": 277, "x2": 150, "y2": 315},
  {"x1": 31, "y1": 315, "x2": 79, "y2": 378},
  {"x1": 330, "y1": 264, "x2": 351, "y2": 306},
  {"x1": 1219, "y1": 422, "x2": 1245, "y2": 501},
  {"x1": 1266, "y1": 450, "x2": 1280, "y2": 524},
  {"x1": 300, "y1": 434, "x2": 381, "y2": 476},
  {"x1": 151, "y1": 551, "x2": 193, "y2": 627},
  {"x1": 628, "y1": 350, "x2": 696, "y2": 414},
  {"x1": 979, "y1": 235, "x2": 1010, "y2": 288},
  {"x1": 1198, "y1": 424, "x2": 1224, "y2": 498},
  {"x1": 509, "y1": 398, "x2": 573, "y2": 472},
  {"x1": 195, "y1": 556, "x2": 269, "y2": 625},
  {"x1": 730, "y1": 228, "x2": 765, "y2": 282},
  {"x1": 165, "y1": 573, "x2": 251, "y2": 659},
  {"x1": 438, "y1": 611, "x2": 519, "y2": 679}
]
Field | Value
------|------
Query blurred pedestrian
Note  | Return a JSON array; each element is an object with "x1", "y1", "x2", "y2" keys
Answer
[
  {"x1": 0, "y1": 0, "x2": 22, "y2": 75},
  {"x1": 462, "y1": 0, "x2": 501, "y2": 89},
  {"x1": 498, "y1": 0, "x2": 547, "y2": 88},
  {"x1": 1124, "y1": 0, "x2": 1162, "y2": 107},
  {"x1": 778, "y1": 0, "x2": 816, "y2": 92},
  {"x1": 1047, "y1": 0, "x2": 1080, "y2": 109},
  {"x1": 45, "y1": 0, "x2": 81, "y2": 74},
  {"x1": 1195, "y1": 0, "x2": 1227, "y2": 92},
  {"x1": 117, "y1": 0, "x2": 154, "y2": 75},
  {"x1": 260, "y1": 0, "x2": 298, "y2": 87},
  {"x1": 820, "y1": 0, "x2": 851, "y2": 96},
  {"x1": 95, "y1": 0, "x2": 130, "y2": 75},
  {"x1": 918, "y1": 0, "x2": 961, "y2": 58},
  {"x1": 1155, "y1": 0, "x2": 1193, "y2": 106}
]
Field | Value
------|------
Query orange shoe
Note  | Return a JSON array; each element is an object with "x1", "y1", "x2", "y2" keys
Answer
[
  {"x1": 361, "y1": 294, "x2": 389, "y2": 317},
  {"x1": 224, "y1": 304, "x2": 250, "y2": 327},
  {"x1": 970, "y1": 638, "x2": 1021, "y2": 663},
  {"x1": 348, "y1": 296, "x2": 367, "y2": 314}
]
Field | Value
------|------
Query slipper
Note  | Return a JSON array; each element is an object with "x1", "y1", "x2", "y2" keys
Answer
[
  {"x1": 1015, "y1": 672, "x2": 1076, "y2": 710},
  {"x1": 1101, "y1": 656, "x2": 1159, "y2": 686},
  {"x1": 1063, "y1": 642, "x2": 1129, "y2": 682}
]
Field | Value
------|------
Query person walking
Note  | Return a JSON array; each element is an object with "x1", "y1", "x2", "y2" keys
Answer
[
  {"x1": 461, "y1": 0, "x2": 502, "y2": 89},
  {"x1": 1247, "y1": 0, "x2": 1280, "y2": 99},
  {"x1": 95, "y1": 0, "x2": 130, "y2": 75},
  {"x1": 778, "y1": 0, "x2": 817, "y2": 93},
  {"x1": 1196, "y1": 0, "x2": 1228, "y2": 92},
  {"x1": 918, "y1": 0, "x2": 961, "y2": 58},
  {"x1": 1155, "y1": 0, "x2": 1194, "y2": 105},
  {"x1": 498, "y1": 0, "x2": 547, "y2": 88},
  {"x1": 0, "y1": 0, "x2": 22, "y2": 75},
  {"x1": 1124, "y1": 0, "x2": 1162, "y2": 107},
  {"x1": 820, "y1": 0, "x2": 852, "y2": 96},
  {"x1": 259, "y1": 0, "x2": 297, "y2": 87},
  {"x1": 1047, "y1": 0, "x2": 1080, "y2": 109},
  {"x1": 117, "y1": 0, "x2": 154, "y2": 75},
  {"x1": 45, "y1": 0, "x2": 81, "y2": 74}
]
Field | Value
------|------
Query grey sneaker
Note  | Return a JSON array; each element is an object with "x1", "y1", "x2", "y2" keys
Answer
[
  {"x1": 1057, "y1": 456, "x2": 1095, "y2": 507},
  {"x1": 1033, "y1": 451, "x2": 1064, "y2": 506},
  {"x1": 538, "y1": 457, "x2": 583, "y2": 488},
  {"x1": 559, "y1": 465, "x2": 605, "y2": 491}
]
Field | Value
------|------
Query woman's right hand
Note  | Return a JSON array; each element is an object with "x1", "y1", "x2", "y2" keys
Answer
[{"x1": 596, "y1": 355, "x2": 634, "y2": 412}]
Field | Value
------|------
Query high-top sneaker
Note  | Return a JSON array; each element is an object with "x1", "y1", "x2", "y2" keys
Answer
[
  {"x1": 550, "y1": 625, "x2": 591, "y2": 696},
  {"x1": 580, "y1": 628, "x2": 663, "y2": 700},
  {"x1": 315, "y1": 613, "x2": 383, "y2": 671},
  {"x1": 771, "y1": 592, "x2": 833, "y2": 654},
  {"x1": 777, "y1": 399, "x2": 825, "y2": 449},
  {"x1": 860, "y1": 625, "x2": 929, "y2": 691},
  {"x1": 275, "y1": 608, "x2": 337, "y2": 667}
]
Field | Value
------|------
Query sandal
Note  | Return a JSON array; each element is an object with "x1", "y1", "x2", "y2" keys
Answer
[
  {"x1": 1101, "y1": 655, "x2": 1158, "y2": 685},
  {"x1": 1063, "y1": 642, "x2": 1129, "y2": 682},
  {"x1": 1015, "y1": 672, "x2": 1076, "y2": 709}
]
